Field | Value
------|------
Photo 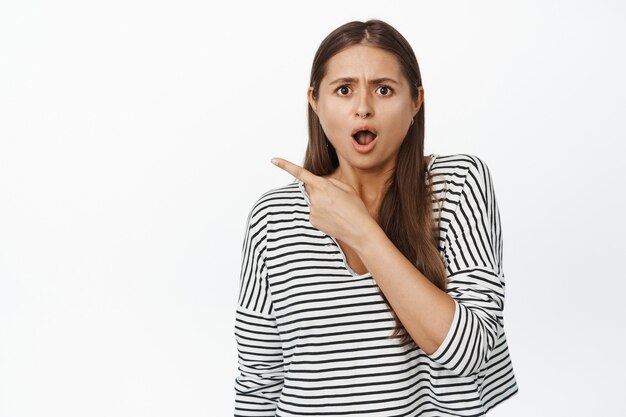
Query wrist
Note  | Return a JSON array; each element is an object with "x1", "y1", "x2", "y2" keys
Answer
[{"x1": 352, "y1": 217, "x2": 385, "y2": 255}]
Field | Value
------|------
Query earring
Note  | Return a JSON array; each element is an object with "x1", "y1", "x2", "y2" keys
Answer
[{"x1": 410, "y1": 118, "x2": 414, "y2": 126}]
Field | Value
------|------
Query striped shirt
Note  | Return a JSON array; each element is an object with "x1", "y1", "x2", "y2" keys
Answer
[{"x1": 234, "y1": 153, "x2": 518, "y2": 416}]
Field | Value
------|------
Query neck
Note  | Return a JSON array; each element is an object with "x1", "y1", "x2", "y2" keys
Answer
[{"x1": 330, "y1": 163, "x2": 395, "y2": 220}]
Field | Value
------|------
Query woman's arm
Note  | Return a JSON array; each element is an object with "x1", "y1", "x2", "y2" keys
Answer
[{"x1": 354, "y1": 219, "x2": 456, "y2": 355}]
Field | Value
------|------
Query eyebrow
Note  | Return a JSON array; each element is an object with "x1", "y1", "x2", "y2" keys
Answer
[{"x1": 328, "y1": 77, "x2": 399, "y2": 86}]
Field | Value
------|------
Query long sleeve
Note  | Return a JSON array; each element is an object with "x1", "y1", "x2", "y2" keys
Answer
[
  {"x1": 234, "y1": 199, "x2": 284, "y2": 416},
  {"x1": 426, "y1": 155, "x2": 507, "y2": 377}
]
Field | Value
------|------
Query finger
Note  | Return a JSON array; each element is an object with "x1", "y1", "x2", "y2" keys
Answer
[{"x1": 271, "y1": 157, "x2": 323, "y2": 186}]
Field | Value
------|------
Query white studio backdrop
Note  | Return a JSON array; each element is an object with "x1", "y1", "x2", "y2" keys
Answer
[{"x1": 1, "y1": 0, "x2": 624, "y2": 416}]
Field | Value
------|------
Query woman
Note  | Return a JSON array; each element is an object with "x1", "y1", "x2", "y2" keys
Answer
[{"x1": 234, "y1": 19, "x2": 518, "y2": 416}]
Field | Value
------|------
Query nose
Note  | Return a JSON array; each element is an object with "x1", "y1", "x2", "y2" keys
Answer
[{"x1": 354, "y1": 90, "x2": 373, "y2": 119}]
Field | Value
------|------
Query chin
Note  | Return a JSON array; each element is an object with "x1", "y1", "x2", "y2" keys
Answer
[{"x1": 340, "y1": 156, "x2": 386, "y2": 169}]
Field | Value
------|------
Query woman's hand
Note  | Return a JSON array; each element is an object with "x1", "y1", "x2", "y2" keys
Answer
[{"x1": 271, "y1": 157, "x2": 375, "y2": 247}]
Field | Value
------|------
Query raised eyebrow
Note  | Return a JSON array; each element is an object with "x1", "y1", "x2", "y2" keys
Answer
[{"x1": 328, "y1": 77, "x2": 399, "y2": 86}]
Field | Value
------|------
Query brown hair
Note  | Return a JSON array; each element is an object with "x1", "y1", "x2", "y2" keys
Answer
[{"x1": 303, "y1": 19, "x2": 447, "y2": 347}]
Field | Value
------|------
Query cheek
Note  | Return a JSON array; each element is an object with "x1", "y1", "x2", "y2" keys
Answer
[
  {"x1": 318, "y1": 104, "x2": 346, "y2": 138},
  {"x1": 382, "y1": 104, "x2": 412, "y2": 129},
  {"x1": 380, "y1": 111, "x2": 412, "y2": 144},
  {"x1": 383, "y1": 99, "x2": 412, "y2": 118}
]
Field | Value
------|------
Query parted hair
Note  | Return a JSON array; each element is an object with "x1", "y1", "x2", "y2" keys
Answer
[{"x1": 303, "y1": 19, "x2": 448, "y2": 347}]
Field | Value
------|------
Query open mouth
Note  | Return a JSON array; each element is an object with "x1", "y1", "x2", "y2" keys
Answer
[{"x1": 352, "y1": 130, "x2": 377, "y2": 145}]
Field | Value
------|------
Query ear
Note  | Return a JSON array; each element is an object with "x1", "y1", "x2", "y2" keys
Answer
[
  {"x1": 413, "y1": 86, "x2": 424, "y2": 116},
  {"x1": 307, "y1": 86, "x2": 318, "y2": 114}
]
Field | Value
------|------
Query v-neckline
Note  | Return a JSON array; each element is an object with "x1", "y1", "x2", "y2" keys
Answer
[{"x1": 328, "y1": 235, "x2": 371, "y2": 278}]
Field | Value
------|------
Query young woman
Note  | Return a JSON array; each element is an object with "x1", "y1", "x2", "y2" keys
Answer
[{"x1": 234, "y1": 19, "x2": 518, "y2": 416}]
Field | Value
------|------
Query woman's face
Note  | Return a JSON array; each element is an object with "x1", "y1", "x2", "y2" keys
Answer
[{"x1": 308, "y1": 44, "x2": 423, "y2": 173}]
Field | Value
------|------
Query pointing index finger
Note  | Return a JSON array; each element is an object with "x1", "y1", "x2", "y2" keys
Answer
[{"x1": 271, "y1": 157, "x2": 322, "y2": 186}]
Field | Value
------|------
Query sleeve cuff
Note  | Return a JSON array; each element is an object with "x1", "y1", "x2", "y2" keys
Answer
[{"x1": 426, "y1": 298, "x2": 461, "y2": 361}]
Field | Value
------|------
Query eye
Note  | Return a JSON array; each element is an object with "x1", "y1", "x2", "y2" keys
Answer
[
  {"x1": 377, "y1": 85, "x2": 394, "y2": 96},
  {"x1": 336, "y1": 85, "x2": 351, "y2": 96}
]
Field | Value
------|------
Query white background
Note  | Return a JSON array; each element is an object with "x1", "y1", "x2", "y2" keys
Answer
[{"x1": 1, "y1": 1, "x2": 625, "y2": 416}]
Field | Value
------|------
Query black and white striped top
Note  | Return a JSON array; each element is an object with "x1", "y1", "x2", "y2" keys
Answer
[{"x1": 234, "y1": 153, "x2": 518, "y2": 416}]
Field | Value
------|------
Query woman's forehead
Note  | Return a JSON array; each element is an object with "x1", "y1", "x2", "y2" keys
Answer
[{"x1": 323, "y1": 45, "x2": 404, "y2": 83}]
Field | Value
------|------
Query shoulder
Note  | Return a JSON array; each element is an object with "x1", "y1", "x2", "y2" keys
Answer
[
  {"x1": 428, "y1": 153, "x2": 500, "y2": 219},
  {"x1": 244, "y1": 181, "x2": 307, "y2": 228},
  {"x1": 430, "y1": 153, "x2": 495, "y2": 193},
  {"x1": 430, "y1": 153, "x2": 491, "y2": 177}
]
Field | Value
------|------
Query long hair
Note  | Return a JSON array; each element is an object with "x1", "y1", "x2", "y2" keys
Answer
[{"x1": 303, "y1": 19, "x2": 447, "y2": 347}]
